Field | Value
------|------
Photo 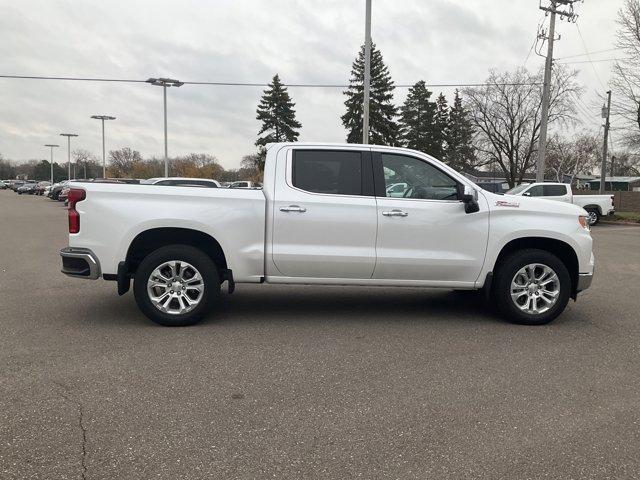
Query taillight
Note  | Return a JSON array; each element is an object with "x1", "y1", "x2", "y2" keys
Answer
[
  {"x1": 610, "y1": 195, "x2": 615, "y2": 206},
  {"x1": 68, "y1": 188, "x2": 86, "y2": 234}
]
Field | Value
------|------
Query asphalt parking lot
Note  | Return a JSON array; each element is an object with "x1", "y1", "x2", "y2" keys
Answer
[{"x1": 1, "y1": 190, "x2": 640, "y2": 479}]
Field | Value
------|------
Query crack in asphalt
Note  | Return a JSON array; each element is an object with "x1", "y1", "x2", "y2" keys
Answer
[{"x1": 53, "y1": 382, "x2": 88, "y2": 480}]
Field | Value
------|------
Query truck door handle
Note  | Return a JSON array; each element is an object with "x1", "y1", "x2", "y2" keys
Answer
[
  {"x1": 280, "y1": 205, "x2": 307, "y2": 213},
  {"x1": 382, "y1": 209, "x2": 408, "y2": 217}
]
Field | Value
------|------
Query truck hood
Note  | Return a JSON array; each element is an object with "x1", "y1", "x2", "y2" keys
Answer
[{"x1": 482, "y1": 191, "x2": 587, "y2": 217}]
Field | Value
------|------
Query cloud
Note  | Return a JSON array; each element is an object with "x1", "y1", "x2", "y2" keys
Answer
[{"x1": 0, "y1": 0, "x2": 625, "y2": 168}]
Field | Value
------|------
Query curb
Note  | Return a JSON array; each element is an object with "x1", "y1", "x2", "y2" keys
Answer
[{"x1": 599, "y1": 220, "x2": 640, "y2": 226}]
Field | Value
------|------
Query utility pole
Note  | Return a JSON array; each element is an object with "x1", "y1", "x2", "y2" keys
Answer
[
  {"x1": 362, "y1": 0, "x2": 372, "y2": 144},
  {"x1": 44, "y1": 144, "x2": 59, "y2": 183},
  {"x1": 600, "y1": 90, "x2": 612, "y2": 194},
  {"x1": 536, "y1": 0, "x2": 580, "y2": 182},
  {"x1": 91, "y1": 115, "x2": 116, "y2": 178},
  {"x1": 146, "y1": 78, "x2": 183, "y2": 177},
  {"x1": 60, "y1": 133, "x2": 78, "y2": 181},
  {"x1": 610, "y1": 155, "x2": 616, "y2": 177}
]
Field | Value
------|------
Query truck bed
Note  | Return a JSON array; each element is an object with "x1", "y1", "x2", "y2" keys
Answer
[{"x1": 69, "y1": 182, "x2": 266, "y2": 281}]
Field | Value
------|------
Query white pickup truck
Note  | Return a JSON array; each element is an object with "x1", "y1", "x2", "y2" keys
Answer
[
  {"x1": 506, "y1": 182, "x2": 615, "y2": 226},
  {"x1": 60, "y1": 143, "x2": 594, "y2": 327}
]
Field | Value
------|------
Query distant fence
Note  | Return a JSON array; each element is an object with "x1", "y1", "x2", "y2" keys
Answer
[{"x1": 574, "y1": 190, "x2": 640, "y2": 212}]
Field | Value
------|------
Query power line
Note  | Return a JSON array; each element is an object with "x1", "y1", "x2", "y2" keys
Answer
[
  {"x1": 0, "y1": 74, "x2": 542, "y2": 88},
  {"x1": 556, "y1": 48, "x2": 621, "y2": 60},
  {"x1": 0, "y1": 75, "x2": 147, "y2": 83},
  {"x1": 575, "y1": 23, "x2": 606, "y2": 90},
  {"x1": 558, "y1": 57, "x2": 631, "y2": 64}
]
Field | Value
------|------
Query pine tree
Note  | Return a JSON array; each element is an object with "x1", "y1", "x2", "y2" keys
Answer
[
  {"x1": 342, "y1": 42, "x2": 400, "y2": 145},
  {"x1": 399, "y1": 80, "x2": 439, "y2": 154},
  {"x1": 430, "y1": 93, "x2": 449, "y2": 160},
  {"x1": 256, "y1": 74, "x2": 301, "y2": 148},
  {"x1": 445, "y1": 90, "x2": 476, "y2": 171}
]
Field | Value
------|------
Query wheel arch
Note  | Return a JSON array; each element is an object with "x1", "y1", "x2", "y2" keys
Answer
[
  {"x1": 125, "y1": 227, "x2": 228, "y2": 276},
  {"x1": 493, "y1": 237, "x2": 580, "y2": 298},
  {"x1": 582, "y1": 204, "x2": 602, "y2": 215}
]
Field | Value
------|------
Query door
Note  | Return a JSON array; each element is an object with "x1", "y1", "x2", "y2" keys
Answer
[
  {"x1": 373, "y1": 152, "x2": 489, "y2": 283},
  {"x1": 271, "y1": 148, "x2": 377, "y2": 279}
]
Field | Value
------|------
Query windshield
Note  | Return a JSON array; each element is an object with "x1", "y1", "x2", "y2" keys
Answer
[{"x1": 505, "y1": 184, "x2": 530, "y2": 195}]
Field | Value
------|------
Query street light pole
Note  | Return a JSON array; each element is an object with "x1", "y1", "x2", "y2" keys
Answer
[
  {"x1": 60, "y1": 133, "x2": 78, "y2": 181},
  {"x1": 146, "y1": 78, "x2": 184, "y2": 177},
  {"x1": 90, "y1": 115, "x2": 116, "y2": 178},
  {"x1": 362, "y1": 0, "x2": 372, "y2": 144},
  {"x1": 600, "y1": 90, "x2": 612, "y2": 194},
  {"x1": 44, "y1": 144, "x2": 60, "y2": 183}
]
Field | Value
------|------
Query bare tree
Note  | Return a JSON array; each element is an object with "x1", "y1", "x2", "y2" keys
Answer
[
  {"x1": 463, "y1": 67, "x2": 581, "y2": 187},
  {"x1": 108, "y1": 147, "x2": 143, "y2": 178},
  {"x1": 612, "y1": 0, "x2": 640, "y2": 148},
  {"x1": 545, "y1": 133, "x2": 600, "y2": 183},
  {"x1": 610, "y1": 151, "x2": 640, "y2": 176}
]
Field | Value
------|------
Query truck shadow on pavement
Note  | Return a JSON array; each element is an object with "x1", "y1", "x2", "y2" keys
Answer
[{"x1": 210, "y1": 286, "x2": 501, "y2": 326}]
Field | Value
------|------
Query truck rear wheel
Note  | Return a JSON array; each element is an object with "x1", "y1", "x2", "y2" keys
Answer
[
  {"x1": 493, "y1": 249, "x2": 571, "y2": 325},
  {"x1": 586, "y1": 209, "x2": 600, "y2": 226},
  {"x1": 133, "y1": 245, "x2": 220, "y2": 326}
]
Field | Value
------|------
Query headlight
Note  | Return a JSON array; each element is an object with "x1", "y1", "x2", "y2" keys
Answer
[{"x1": 578, "y1": 215, "x2": 590, "y2": 231}]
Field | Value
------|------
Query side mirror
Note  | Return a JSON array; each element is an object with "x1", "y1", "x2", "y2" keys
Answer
[
  {"x1": 523, "y1": 192, "x2": 531, "y2": 196},
  {"x1": 460, "y1": 185, "x2": 480, "y2": 214}
]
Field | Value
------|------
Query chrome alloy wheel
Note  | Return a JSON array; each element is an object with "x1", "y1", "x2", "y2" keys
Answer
[
  {"x1": 587, "y1": 211, "x2": 598, "y2": 226},
  {"x1": 147, "y1": 260, "x2": 204, "y2": 315},
  {"x1": 510, "y1": 263, "x2": 560, "y2": 315}
]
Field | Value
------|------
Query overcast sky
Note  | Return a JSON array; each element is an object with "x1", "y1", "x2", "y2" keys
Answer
[{"x1": 0, "y1": 0, "x2": 626, "y2": 169}]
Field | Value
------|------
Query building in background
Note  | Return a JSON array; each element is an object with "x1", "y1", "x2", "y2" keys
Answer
[{"x1": 586, "y1": 176, "x2": 640, "y2": 191}]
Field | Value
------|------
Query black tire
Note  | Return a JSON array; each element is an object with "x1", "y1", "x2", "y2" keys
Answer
[
  {"x1": 133, "y1": 244, "x2": 220, "y2": 327},
  {"x1": 493, "y1": 249, "x2": 571, "y2": 325},
  {"x1": 586, "y1": 209, "x2": 600, "y2": 226}
]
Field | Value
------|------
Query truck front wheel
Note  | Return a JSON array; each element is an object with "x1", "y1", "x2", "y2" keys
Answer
[
  {"x1": 493, "y1": 249, "x2": 571, "y2": 325},
  {"x1": 133, "y1": 245, "x2": 220, "y2": 326}
]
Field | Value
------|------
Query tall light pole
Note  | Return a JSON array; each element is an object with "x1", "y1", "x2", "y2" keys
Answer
[
  {"x1": 146, "y1": 78, "x2": 183, "y2": 177},
  {"x1": 90, "y1": 115, "x2": 116, "y2": 178},
  {"x1": 362, "y1": 0, "x2": 372, "y2": 144},
  {"x1": 44, "y1": 144, "x2": 60, "y2": 183},
  {"x1": 60, "y1": 133, "x2": 78, "y2": 181},
  {"x1": 600, "y1": 90, "x2": 612, "y2": 194}
]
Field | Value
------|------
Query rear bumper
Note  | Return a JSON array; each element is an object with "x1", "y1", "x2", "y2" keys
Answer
[{"x1": 60, "y1": 247, "x2": 101, "y2": 280}]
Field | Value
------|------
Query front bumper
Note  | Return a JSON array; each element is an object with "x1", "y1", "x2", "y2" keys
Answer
[
  {"x1": 577, "y1": 272, "x2": 593, "y2": 292},
  {"x1": 60, "y1": 247, "x2": 101, "y2": 280},
  {"x1": 576, "y1": 252, "x2": 595, "y2": 293}
]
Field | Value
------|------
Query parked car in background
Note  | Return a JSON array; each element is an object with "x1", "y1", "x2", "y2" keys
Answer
[
  {"x1": 386, "y1": 182, "x2": 409, "y2": 197},
  {"x1": 228, "y1": 180, "x2": 261, "y2": 188},
  {"x1": 505, "y1": 182, "x2": 615, "y2": 225},
  {"x1": 17, "y1": 182, "x2": 38, "y2": 194},
  {"x1": 60, "y1": 143, "x2": 594, "y2": 328},
  {"x1": 141, "y1": 177, "x2": 221, "y2": 188},
  {"x1": 48, "y1": 182, "x2": 68, "y2": 200},
  {"x1": 10, "y1": 181, "x2": 25, "y2": 192},
  {"x1": 34, "y1": 181, "x2": 51, "y2": 195},
  {"x1": 0, "y1": 181, "x2": 8, "y2": 190}
]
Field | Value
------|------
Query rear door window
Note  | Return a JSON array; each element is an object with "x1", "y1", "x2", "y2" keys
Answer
[
  {"x1": 292, "y1": 150, "x2": 363, "y2": 196},
  {"x1": 543, "y1": 184, "x2": 567, "y2": 196}
]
